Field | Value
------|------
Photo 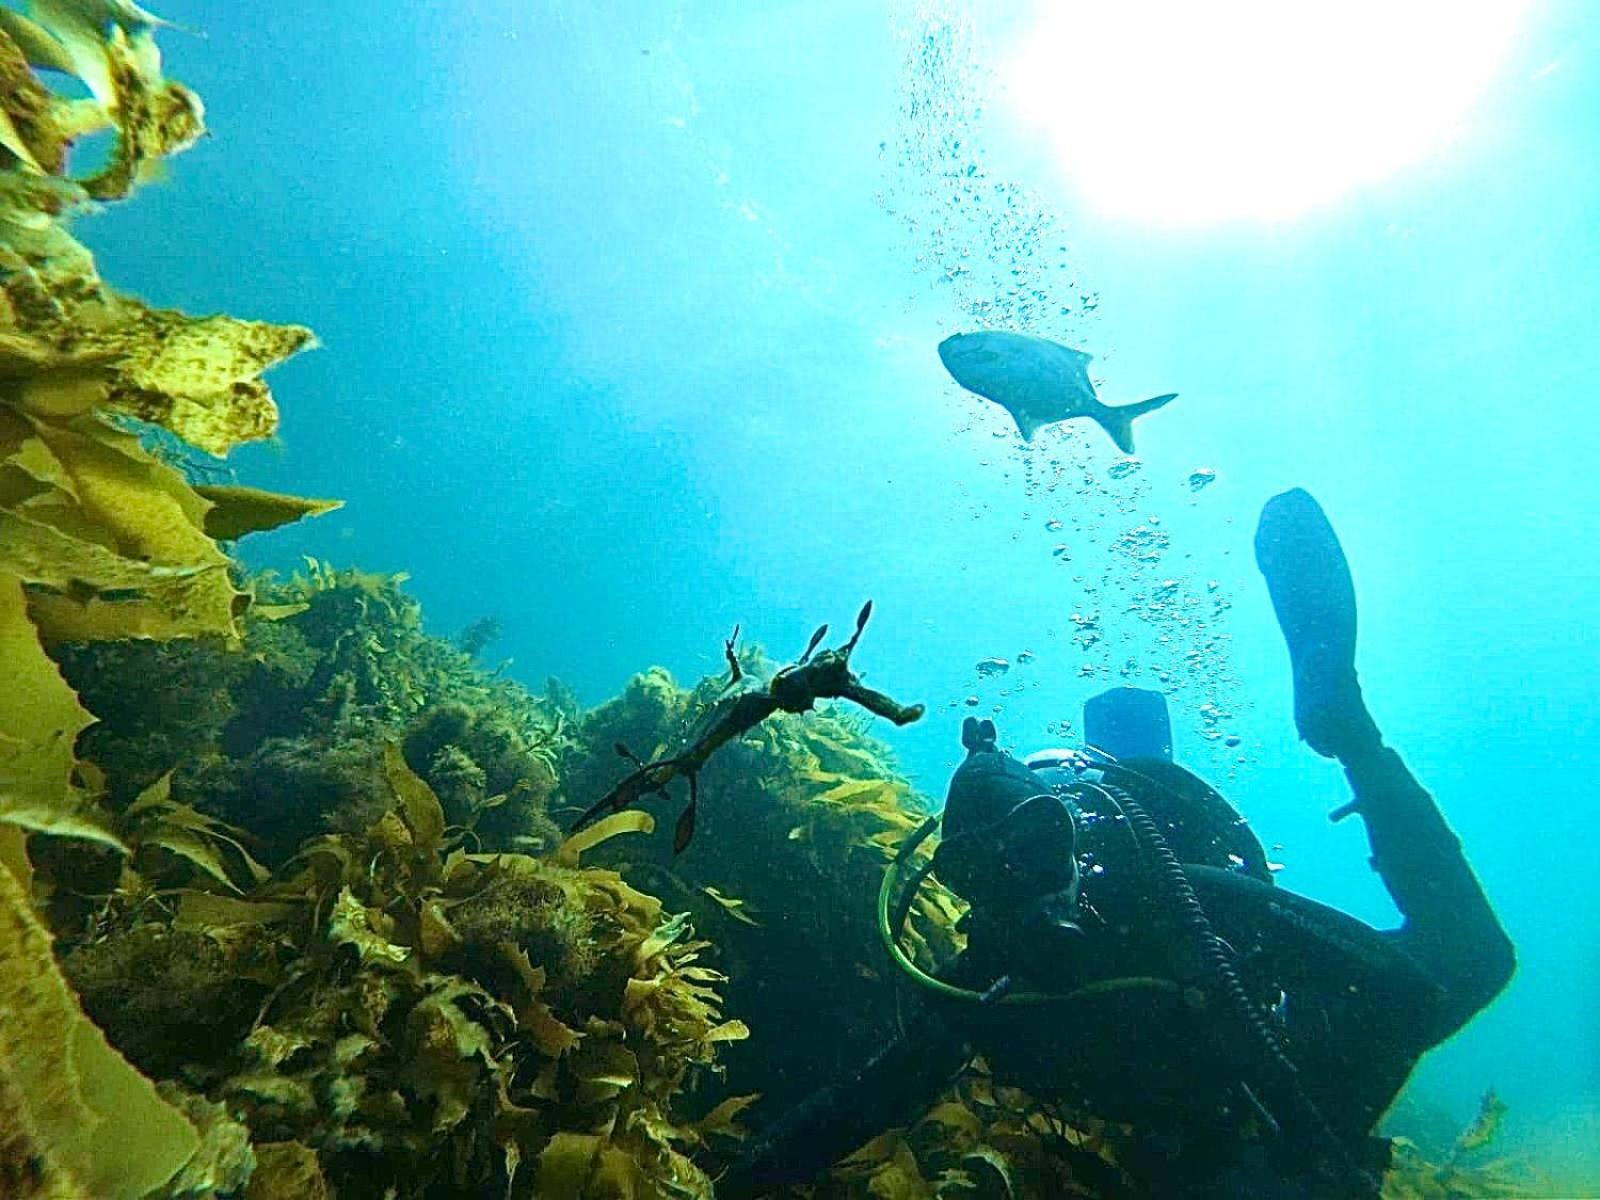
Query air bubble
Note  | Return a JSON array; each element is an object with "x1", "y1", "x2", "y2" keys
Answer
[{"x1": 1107, "y1": 458, "x2": 1142, "y2": 480}]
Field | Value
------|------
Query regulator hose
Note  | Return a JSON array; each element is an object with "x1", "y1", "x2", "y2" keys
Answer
[{"x1": 1082, "y1": 772, "x2": 1377, "y2": 1196}]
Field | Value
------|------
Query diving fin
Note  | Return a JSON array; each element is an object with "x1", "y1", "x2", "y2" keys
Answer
[{"x1": 1253, "y1": 489, "x2": 1380, "y2": 760}]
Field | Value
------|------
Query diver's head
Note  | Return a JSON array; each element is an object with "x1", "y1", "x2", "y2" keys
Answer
[
  {"x1": 941, "y1": 717, "x2": 1049, "y2": 838},
  {"x1": 935, "y1": 718, "x2": 1078, "y2": 912}
]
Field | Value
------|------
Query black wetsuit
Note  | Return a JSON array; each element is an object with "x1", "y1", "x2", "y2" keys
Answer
[{"x1": 718, "y1": 740, "x2": 1514, "y2": 1199}]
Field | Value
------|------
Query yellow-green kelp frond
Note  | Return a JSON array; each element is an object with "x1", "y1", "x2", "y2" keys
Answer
[
  {"x1": 0, "y1": 574, "x2": 116, "y2": 846},
  {"x1": 0, "y1": 3, "x2": 327, "y2": 868},
  {"x1": 0, "y1": 0, "x2": 204, "y2": 198},
  {"x1": 1381, "y1": 1089, "x2": 1549, "y2": 1199},
  {"x1": 0, "y1": 202, "x2": 317, "y2": 463},
  {"x1": 0, "y1": 850, "x2": 203, "y2": 1200},
  {"x1": 811, "y1": 1059, "x2": 1127, "y2": 1199},
  {"x1": 0, "y1": 0, "x2": 319, "y2": 652},
  {"x1": 0, "y1": 16, "x2": 337, "y2": 1193}
]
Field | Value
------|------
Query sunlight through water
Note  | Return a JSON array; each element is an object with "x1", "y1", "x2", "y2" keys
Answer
[{"x1": 1002, "y1": 0, "x2": 1534, "y2": 225}]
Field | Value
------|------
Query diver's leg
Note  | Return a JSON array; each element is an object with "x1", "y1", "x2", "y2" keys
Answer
[
  {"x1": 1254, "y1": 490, "x2": 1513, "y2": 1039},
  {"x1": 1337, "y1": 742, "x2": 1513, "y2": 1037}
]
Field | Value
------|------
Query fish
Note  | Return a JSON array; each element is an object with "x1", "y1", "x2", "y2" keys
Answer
[{"x1": 937, "y1": 330, "x2": 1177, "y2": 453}]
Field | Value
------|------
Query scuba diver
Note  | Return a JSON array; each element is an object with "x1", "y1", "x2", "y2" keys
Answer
[{"x1": 717, "y1": 489, "x2": 1514, "y2": 1199}]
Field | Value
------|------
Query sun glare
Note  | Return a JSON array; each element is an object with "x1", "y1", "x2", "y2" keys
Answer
[{"x1": 1002, "y1": 1, "x2": 1533, "y2": 226}]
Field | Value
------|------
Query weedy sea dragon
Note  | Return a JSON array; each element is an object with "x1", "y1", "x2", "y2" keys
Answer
[{"x1": 569, "y1": 601, "x2": 924, "y2": 852}]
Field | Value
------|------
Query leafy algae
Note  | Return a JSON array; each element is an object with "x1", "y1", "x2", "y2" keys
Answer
[
  {"x1": 0, "y1": 0, "x2": 327, "y2": 856},
  {"x1": 45, "y1": 592, "x2": 753, "y2": 1197},
  {"x1": 0, "y1": 844, "x2": 201, "y2": 1200}
]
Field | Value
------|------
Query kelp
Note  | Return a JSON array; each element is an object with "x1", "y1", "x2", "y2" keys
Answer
[
  {"x1": 769, "y1": 1016, "x2": 1552, "y2": 1200},
  {"x1": 0, "y1": 571, "x2": 111, "y2": 845},
  {"x1": 1380, "y1": 1090, "x2": 1546, "y2": 1200},
  {"x1": 0, "y1": 0, "x2": 203, "y2": 200},
  {"x1": 60, "y1": 730, "x2": 745, "y2": 1199},
  {"x1": 807, "y1": 1060, "x2": 1127, "y2": 1199},
  {"x1": 34, "y1": 575, "x2": 934, "y2": 1195},
  {"x1": 801, "y1": 1077, "x2": 1550, "y2": 1200},
  {"x1": 31, "y1": 558, "x2": 750, "y2": 1195},
  {"x1": 153, "y1": 1087, "x2": 258, "y2": 1200},
  {"x1": 771, "y1": 1066, "x2": 1547, "y2": 1200},
  {"x1": 0, "y1": 850, "x2": 201, "y2": 1199},
  {"x1": 0, "y1": 0, "x2": 329, "y2": 855},
  {"x1": 0, "y1": 10, "x2": 339, "y2": 1196},
  {"x1": 193, "y1": 485, "x2": 343, "y2": 543},
  {"x1": 52, "y1": 566, "x2": 568, "y2": 864}
]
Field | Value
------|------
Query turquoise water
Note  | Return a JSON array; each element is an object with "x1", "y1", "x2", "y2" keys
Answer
[{"x1": 91, "y1": 1, "x2": 1598, "y2": 1183}]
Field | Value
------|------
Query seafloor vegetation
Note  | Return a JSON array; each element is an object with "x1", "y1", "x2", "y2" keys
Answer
[{"x1": 0, "y1": 7, "x2": 1555, "y2": 1198}]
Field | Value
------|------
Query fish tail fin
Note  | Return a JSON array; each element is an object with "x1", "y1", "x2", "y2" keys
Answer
[{"x1": 1098, "y1": 393, "x2": 1178, "y2": 454}]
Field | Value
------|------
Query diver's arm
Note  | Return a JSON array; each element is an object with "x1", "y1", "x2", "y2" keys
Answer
[
  {"x1": 716, "y1": 1010, "x2": 972, "y2": 1199},
  {"x1": 1336, "y1": 739, "x2": 1515, "y2": 1040}
]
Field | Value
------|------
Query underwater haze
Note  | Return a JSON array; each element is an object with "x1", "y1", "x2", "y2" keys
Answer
[{"x1": 81, "y1": 0, "x2": 1598, "y2": 1190}]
